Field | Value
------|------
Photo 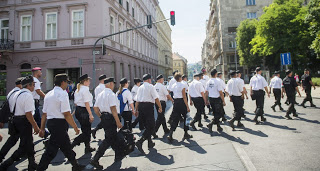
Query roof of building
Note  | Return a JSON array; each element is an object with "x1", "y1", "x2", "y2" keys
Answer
[{"x1": 173, "y1": 52, "x2": 188, "y2": 64}]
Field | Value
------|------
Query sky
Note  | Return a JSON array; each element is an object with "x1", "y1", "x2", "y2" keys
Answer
[{"x1": 158, "y1": 0, "x2": 210, "y2": 64}]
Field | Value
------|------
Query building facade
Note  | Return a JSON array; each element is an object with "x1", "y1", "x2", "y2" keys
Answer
[
  {"x1": 173, "y1": 52, "x2": 187, "y2": 76},
  {"x1": 202, "y1": 0, "x2": 273, "y2": 82},
  {"x1": 0, "y1": 0, "x2": 159, "y2": 97},
  {"x1": 156, "y1": 6, "x2": 172, "y2": 80}
]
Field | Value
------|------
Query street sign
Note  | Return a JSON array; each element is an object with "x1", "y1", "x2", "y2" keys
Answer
[
  {"x1": 280, "y1": 52, "x2": 291, "y2": 65},
  {"x1": 93, "y1": 50, "x2": 100, "y2": 55}
]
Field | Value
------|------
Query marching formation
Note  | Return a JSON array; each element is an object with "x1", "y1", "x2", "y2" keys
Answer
[{"x1": 0, "y1": 66, "x2": 317, "y2": 170}]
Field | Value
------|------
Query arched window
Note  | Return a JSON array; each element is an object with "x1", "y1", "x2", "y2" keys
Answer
[
  {"x1": 20, "y1": 63, "x2": 31, "y2": 69},
  {"x1": 0, "y1": 64, "x2": 6, "y2": 71}
]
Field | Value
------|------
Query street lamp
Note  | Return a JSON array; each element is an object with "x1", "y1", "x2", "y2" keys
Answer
[{"x1": 234, "y1": 41, "x2": 238, "y2": 70}]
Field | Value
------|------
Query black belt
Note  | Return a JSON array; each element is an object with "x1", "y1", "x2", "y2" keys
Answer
[
  {"x1": 160, "y1": 101, "x2": 166, "y2": 103},
  {"x1": 191, "y1": 97, "x2": 202, "y2": 99},
  {"x1": 253, "y1": 90, "x2": 264, "y2": 92},
  {"x1": 174, "y1": 98, "x2": 183, "y2": 100},
  {"x1": 273, "y1": 88, "x2": 281, "y2": 90},
  {"x1": 101, "y1": 112, "x2": 112, "y2": 115},
  {"x1": 140, "y1": 102, "x2": 154, "y2": 105},
  {"x1": 231, "y1": 95, "x2": 242, "y2": 97},
  {"x1": 14, "y1": 115, "x2": 26, "y2": 118},
  {"x1": 209, "y1": 97, "x2": 220, "y2": 99}
]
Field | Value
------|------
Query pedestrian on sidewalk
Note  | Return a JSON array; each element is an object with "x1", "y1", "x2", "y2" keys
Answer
[
  {"x1": 37, "y1": 74, "x2": 84, "y2": 171},
  {"x1": 206, "y1": 69, "x2": 226, "y2": 133},
  {"x1": 91, "y1": 74, "x2": 107, "y2": 139},
  {"x1": 300, "y1": 69, "x2": 317, "y2": 108},
  {"x1": 189, "y1": 73, "x2": 207, "y2": 130},
  {"x1": 135, "y1": 74, "x2": 162, "y2": 154},
  {"x1": 153, "y1": 74, "x2": 174, "y2": 138},
  {"x1": 71, "y1": 74, "x2": 96, "y2": 153},
  {"x1": 269, "y1": 71, "x2": 284, "y2": 112},
  {"x1": 226, "y1": 71, "x2": 245, "y2": 130},
  {"x1": 89, "y1": 77, "x2": 125, "y2": 170},
  {"x1": 249, "y1": 67, "x2": 270, "y2": 124},
  {"x1": 282, "y1": 70, "x2": 302, "y2": 119},
  {"x1": 167, "y1": 72, "x2": 193, "y2": 143}
]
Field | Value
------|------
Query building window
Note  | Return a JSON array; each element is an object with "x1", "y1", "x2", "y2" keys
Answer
[
  {"x1": 132, "y1": 7, "x2": 135, "y2": 18},
  {"x1": 229, "y1": 40, "x2": 236, "y2": 48},
  {"x1": 72, "y1": 10, "x2": 84, "y2": 38},
  {"x1": 246, "y1": 0, "x2": 256, "y2": 6},
  {"x1": 119, "y1": 21, "x2": 123, "y2": 44},
  {"x1": 247, "y1": 12, "x2": 257, "y2": 19},
  {"x1": 20, "y1": 63, "x2": 31, "y2": 69},
  {"x1": 228, "y1": 54, "x2": 239, "y2": 63},
  {"x1": 139, "y1": 67, "x2": 141, "y2": 77},
  {"x1": 110, "y1": 15, "x2": 115, "y2": 41},
  {"x1": 20, "y1": 15, "x2": 32, "y2": 41},
  {"x1": 0, "y1": 19, "x2": 9, "y2": 40},
  {"x1": 126, "y1": 1, "x2": 129, "y2": 12},
  {"x1": 128, "y1": 65, "x2": 132, "y2": 81},
  {"x1": 228, "y1": 27, "x2": 237, "y2": 34},
  {"x1": 119, "y1": 0, "x2": 123, "y2": 6},
  {"x1": 111, "y1": 62, "x2": 115, "y2": 77},
  {"x1": 45, "y1": 13, "x2": 57, "y2": 40}
]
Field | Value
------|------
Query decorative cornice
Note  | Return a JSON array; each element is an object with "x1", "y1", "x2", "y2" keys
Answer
[
  {"x1": 40, "y1": 5, "x2": 61, "y2": 15},
  {"x1": 16, "y1": 8, "x2": 35, "y2": 18},
  {"x1": 66, "y1": 2, "x2": 88, "y2": 13}
]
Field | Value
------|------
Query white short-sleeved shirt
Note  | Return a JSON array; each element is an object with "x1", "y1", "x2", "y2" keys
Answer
[
  {"x1": 269, "y1": 76, "x2": 282, "y2": 89},
  {"x1": 74, "y1": 85, "x2": 93, "y2": 107},
  {"x1": 135, "y1": 82, "x2": 159, "y2": 103},
  {"x1": 131, "y1": 85, "x2": 139, "y2": 101},
  {"x1": 32, "y1": 77, "x2": 41, "y2": 100},
  {"x1": 43, "y1": 86, "x2": 71, "y2": 119},
  {"x1": 154, "y1": 82, "x2": 169, "y2": 102},
  {"x1": 167, "y1": 78, "x2": 177, "y2": 91},
  {"x1": 250, "y1": 74, "x2": 268, "y2": 90},
  {"x1": 116, "y1": 88, "x2": 134, "y2": 111},
  {"x1": 206, "y1": 78, "x2": 223, "y2": 98},
  {"x1": 226, "y1": 78, "x2": 243, "y2": 96},
  {"x1": 189, "y1": 80, "x2": 205, "y2": 98},
  {"x1": 182, "y1": 80, "x2": 189, "y2": 92},
  {"x1": 202, "y1": 75, "x2": 210, "y2": 83},
  {"x1": 94, "y1": 88, "x2": 120, "y2": 114},
  {"x1": 7, "y1": 87, "x2": 21, "y2": 113},
  {"x1": 94, "y1": 83, "x2": 105, "y2": 100},
  {"x1": 217, "y1": 77, "x2": 226, "y2": 92},
  {"x1": 172, "y1": 82, "x2": 188, "y2": 99},
  {"x1": 237, "y1": 77, "x2": 245, "y2": 89},
  {"x1": 13, "y1": 88, "x2": 35, "y2": 116},
  {"x1": 200, "y1": 79, "x2": 207, "y2": 89}
]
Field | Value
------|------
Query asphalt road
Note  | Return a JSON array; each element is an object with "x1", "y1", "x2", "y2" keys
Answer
[{"x1": 0, "y1": 86, "x2": 319, "y2": 171}]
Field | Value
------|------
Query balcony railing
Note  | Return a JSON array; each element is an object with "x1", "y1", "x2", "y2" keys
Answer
[{"x1": 0, "y1": 39, "x2": 14, "y2": 52}]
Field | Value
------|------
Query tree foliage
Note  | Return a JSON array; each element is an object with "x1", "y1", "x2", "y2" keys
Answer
[
  {"x1": 236, "y1": 19, "x2": 260, "y2": 67},
  {"x1": 305, "y1": 0, "x2": 320, "y2": 55}
]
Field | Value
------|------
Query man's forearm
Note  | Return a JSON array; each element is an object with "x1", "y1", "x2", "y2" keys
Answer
[
  {"x1": 155, "y1": 98, "x2": 162, "y2": 110},
  {"x1": 93, "y1": 107, "x2": 101, "y2": 117},
  {"x1": 111, "y1": 106, "x2": 120, "y2": 124},
  {"x1": 64, "y1": 112, "x2": 78, "y2": 129},
  {"x1": 26, "y1": 112, "x2": 39, "y2": 129},
  {"x1": 36, "y1": 89, "x2": 45, "y2": 98},
  {"x1": 40, "y1": 113, "x2": 47, "y2": 130}
]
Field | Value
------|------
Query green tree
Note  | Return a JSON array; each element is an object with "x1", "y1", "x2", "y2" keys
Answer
[
  {"x1": 236, "y1": 19, "x2": 260, "y2": 67},
  {"x1": 305, "y1": 0, "x2": 320, "y2": 56},
  {"x1": 250, "y1": 0, "x2": 314, "y2": 71}
]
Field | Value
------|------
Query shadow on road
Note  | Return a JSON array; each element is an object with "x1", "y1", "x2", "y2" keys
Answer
[
  {"x1": 296, "y1": 116, "x2": 320, "y2": 124},
  {"x1": 104, "y1": 161, "x2": 138, "y2": 171},
  {"x1": 180, "y1": 139, "x2": 207, "y2": 154},
  {"x1": 235, "y1": 127, "x2": 269, "y2": 137},
  {"x1": 211, "y1": 131, "x2": 249, "y2": 145},
  {"x1": 264, "y1": 122, "x2": 297, "y2": 130},
  {"x1": 146, "y1": 149, "x2": 174, "y2": 165}
]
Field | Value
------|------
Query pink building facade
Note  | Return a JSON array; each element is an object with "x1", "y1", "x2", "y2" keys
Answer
[{"x1": 0, "y1": 0, "x2": 159, "y2": 97}]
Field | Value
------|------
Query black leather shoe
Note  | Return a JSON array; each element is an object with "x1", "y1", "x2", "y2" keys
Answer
[
  {"x1": 253, "y1": 118, "x2": 260, "y2": 125},
  {"x1": 280, "y1": 107, "x2": 284, "y2": 111},
  {"x1": 183, "y1": 133, "x2": 193, "y2": 139},
  {"x1": 190, "y1": 122, "x2": 197, "y2": 130},
  {"x1": 85, "y1": 147, "x2": 96, "y2": 153},
  {"x1": 311, "y1": 104, "x2": 316, "y2": 107},
  {"x1": 228, "y1": 121, "x2": 235, "y2": 130},
  {"x1": 237, "y1": 122, "x2": 244, "y2": 128},
  {"x1": 293, "y1": 113, "x2": 298, "y2": 117},
  {"x1": 301, "y1": 103, "x2": 306, "y2": 108},
  {"x1": 91, "y1": 129, "x2": 97, "y2": 139},
  {"x1": 28, "y1": 161, "x2": 38, "y2": 171},
  {"x1": 222, "y1": 117, "x2": 227, "y2": 122},
  {"x1": 72, "y1": 164, "x2": 86, "y2": 171},
  {"x1": 271, "y1": 106, "x2": 276, "y2": 112},
  {"x1": 198, "y1": 123, "x2": 203, "y2": 127},
  {"x1": 261, "y1": 117, "x2": 266, "y2": 122},
  {"x1": 285, "y1": 115, "x2": 293, "y2": 120},
  {"x1": 153, "y1": 134, "x2": 159, "y2": 139},
  {"x1": 148, "y1": 142, "x2": 155, "y2": 149},
  {"x1": 90, "y1": 160, "x2": 103, "y2": 170},
  {"x1": 217, "y1": 126, "x2": 223, "y2": 132},
  {"x1": 164, "y1": 129, "x2": 170, "y2": 134},
  {"x1": 204, "y1": 115, "x2": 209, "y2": 119},
  {"x1": 135, "y1": 141, "x2": 145, "y2": 155},
  {"x1": 167, "y1": 135, "x2": 173, "y2": 144}
]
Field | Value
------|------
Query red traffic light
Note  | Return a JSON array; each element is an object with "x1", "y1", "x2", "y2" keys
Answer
[{"x1": 170, "y1": 11, "x2": 175, "y2": 16}]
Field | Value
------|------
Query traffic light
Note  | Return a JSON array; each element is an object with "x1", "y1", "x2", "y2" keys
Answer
[
  {"x1": 170, "y1": 11, "x2": 175, "y2": 26},
  {"x1": 147, "y1": 15, "x2": 152, "y2": 29},
  {"x1": 102, "y1": 44, "x2": 106, "y2": 55}
]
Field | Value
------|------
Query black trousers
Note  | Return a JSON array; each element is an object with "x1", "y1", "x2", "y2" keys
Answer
[
  {"x1": 38, "y1": 119, "x2": 78, "y2": 170},
  {"x1": 231, "y1": 96, "x2": 244, "y2": 121},
  {"x1": 209, "y1": 97, "x2": 223, "y2": 124},
  {"x1": 155, "y1": 101, "x2": 168, "y2": 133},
  {"x1": 287, "y1": 94, "x2": 297, "y2": 115},
  {"x1": 253, "y1": 90, "x2": 265, "y2": 117},
  {"x1": 0, "y1": 132, "x2": 19, "y2": 161},
  {"x1": 272, "y1": 89, "x2": 282, "y2": 108},
  {"x1": 73, "y1": 106, "x2": 91, "y2": 148},
  {"x1": 122, "y1": 111, "x2": 133, "y2": 131},
  {"x1": 34, "y1": 100, "x2": 41, "y2": 127},
  {"x1": 191, "y1": 97, "x2": 205, "y2": 122},
  {"x1": 170, "y1": 99, "x2": 188, "y2": 132},
  {"x1": 93, "y1": 114, "x2": 119, "y2": 161},
  {"x1": 9, "y1": 117, "x2": 35, "y2": 162},
  {"x1": 302, "y1": 87, "x2": 313, "y2": 105},
  {"x1": 139, "y1": 102, "x2": 156, "y2": 139}
]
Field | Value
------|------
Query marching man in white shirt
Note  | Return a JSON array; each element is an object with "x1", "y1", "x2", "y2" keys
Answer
[
  {"x1": 153, "y1": 75, "x2": 174, "y2": 138},
  {"x1": 131, "y1": 78, "x2": 143, "y2": 130},
  {"x1": 217, "y1": 72, "x2": 227, "y2": 122},
  {"x1": 91, "y1": 74, "x2": 107, "y2": 139},
  {"x1": 249, "y1": 67, "x2": 270, "y2": 124},
  {"x1": 206, "y1": 69, "x2": 226, "y2": 133},
  {"x1": 226, "y1": 71, "x2": 245, "y2": 130},
  {"x1": 135, "y1": 74, "x2": 162, "y2": 155},
  {"x1": 0, "y1": 76, "x2": 40, "y2": 170},
  {"x1": 37, "y1": 74, "x2": 84, "y2": 171},
  {"x1": 189, "y1": 73, "x2": 207, "y2": 130},
  {"x1": 199, "y1": 73, "x2": 209, "y2": 119},
  {"x1": 89, "y1": 77, "x2": 125, "y2": 169},
  {"x1": 269, "y1": 71, "x2": 284, "y2": 112}
]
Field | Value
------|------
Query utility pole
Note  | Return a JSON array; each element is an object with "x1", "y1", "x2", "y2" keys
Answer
[{"x1": 235, "y1": 41, "x2": 238, "y2": 70}]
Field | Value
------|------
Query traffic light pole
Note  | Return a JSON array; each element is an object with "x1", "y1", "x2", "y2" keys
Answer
[{"x1": 92, "y1": 18, "x2": 171, "y2": 89}]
